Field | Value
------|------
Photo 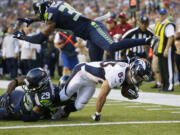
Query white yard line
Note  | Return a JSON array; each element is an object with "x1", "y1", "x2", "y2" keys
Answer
[
  {"x1": 1, "y1": 121, "x2": 180, "y2": 129},
  {"x1": 87, "y1": 104, "x2": 125, "y2": 106},
  {"x1": 89, "y1": 101, "x2": 123, "y2": 103},
  {"x1": 171, "y1": 112, "x2": 180, "y2": 114},
  {"x1": 126, "y1": 105, "x2": 161, "y2": 108},
  {"x1": 146, "y1": 108, "x2": 180, "y2": 111}
]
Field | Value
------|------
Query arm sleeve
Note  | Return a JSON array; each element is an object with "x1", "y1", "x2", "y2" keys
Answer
[
  {"x1": 24, "y1": 32, "x2": 48, "y2": 44},
  {"x1": 165, "y1": 24, "x2": 175, "y2": 37}
]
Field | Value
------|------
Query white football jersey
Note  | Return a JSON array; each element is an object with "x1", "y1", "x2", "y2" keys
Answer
[{"x1": 81, "y1": 61, "x2": 129, "y2": 88}]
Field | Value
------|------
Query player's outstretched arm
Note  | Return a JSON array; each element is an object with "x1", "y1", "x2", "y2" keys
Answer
[
  {"x1": 0, "y1": 75, "x2": 25, "y2": 107},
  {"x1": 92, "y1": 80, "x2": 111, "y2": 121},
  {"x1": 6, "y1": 75, "x2": 25, "y2": 95},
  {"x1": 18, "y1": 16, "x2": 41, "y2": 27},
  {"x1": 13, "y1": 21, "x2": 56, "y2": 44}
]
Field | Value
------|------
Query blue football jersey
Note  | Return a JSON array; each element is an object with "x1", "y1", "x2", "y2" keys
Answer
[{"x1": 45, "y1": 1, "x2": 91, "y2": 39}]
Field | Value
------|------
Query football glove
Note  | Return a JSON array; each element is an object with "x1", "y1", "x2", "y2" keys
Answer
[
  {"x1": 13, "y1": 31, "x2": 26, "y2": 40},
  {"x1": 0, "y1": 93, "x2": 10, "y2": 108},
  {"x1": 17, "y1": 18, "x2": 33, "y2": 27},
  {"x1": 91, "y1": 112, "x2": 101, "y2": 121}
]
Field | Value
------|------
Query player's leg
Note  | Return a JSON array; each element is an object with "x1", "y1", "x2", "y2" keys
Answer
[
  {"x1": 89, "y1": 21, "x2": 157, "y2": 52},
  {"x1": 61, "y1": 53, "x2": 71, "y2": 75},
  {"x1": 52, "y1": 84, "x2": 96, "y2": 120},
  {"x1": 68, "y1": 56, "x2": 79, "y2": 71},
  {"x1": 0, "y1": 108, "x2": 10, "y2": 120},
  {"x1": 74, "y1": 84, "x2": 96, "y2": 110},
  {"x1": 87, "y1": 40, "x2": 104, "y2": 61},
  {"x1": 59, "y1": 63, "x2": 86, "y2": 102}
]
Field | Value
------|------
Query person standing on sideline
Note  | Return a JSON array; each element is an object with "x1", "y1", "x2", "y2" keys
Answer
[
  {"x1": 54, "y1": 31, "x2": 78, "y2": 76},
  {"x1": 19, "y1": 26, "x2": 39, "y2": 75},
  {"x1": 121, "y1": 16, "x2": 153, "y2": 59},
  {"x1": 153, "y1": 9, "x2": 175, "y2": 92},
  {"x1": 2, "y1": 25, "x2": 19, "y2": 79}
]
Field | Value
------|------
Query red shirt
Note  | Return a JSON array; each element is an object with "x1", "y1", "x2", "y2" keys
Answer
[
  {"x1": 108, "y1": 28, "x2": 116, "y2": 38},
  {"x1": 114, "y1": 22, "x2": 133, "y2": 35}
]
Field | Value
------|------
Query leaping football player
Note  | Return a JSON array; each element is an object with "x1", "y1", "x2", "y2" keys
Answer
[{"x1": 13, "y1": 0, "x2": 158, "y2": 61}]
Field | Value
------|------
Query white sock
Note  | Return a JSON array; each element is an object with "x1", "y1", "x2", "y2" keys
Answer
[{"x1": 157, "y1": 82, "x2": 161, "y2": 86}]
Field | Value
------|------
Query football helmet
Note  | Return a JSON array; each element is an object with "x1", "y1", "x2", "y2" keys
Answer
[
  {"x1": 129, "y1": 58, "x2": 151, "y2": 85},
  {"x1": 58, "y1": 75, "x2": 70, "y2": 90},
  {"x1": 22, "y1": 68, "x2": 49, "y2": 93},
  {"x1": 33, "y1": 0, "x2": 52, "y2": 20}
]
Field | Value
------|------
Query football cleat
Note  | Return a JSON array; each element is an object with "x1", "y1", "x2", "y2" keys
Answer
[
  {"x1": 91, "y1": 112, "x2": 101, "y2": 121},
  {"x1": 51, "y1": 106, "x2": 65, "y2": 120}
]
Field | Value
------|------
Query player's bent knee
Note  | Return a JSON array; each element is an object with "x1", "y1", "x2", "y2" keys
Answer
[
  {"x1": 59, "y1": 89, "x2": 70, "y2": 102},
  {"x1": 75, "y1": 103, "x2": 85, "y2": 111}
]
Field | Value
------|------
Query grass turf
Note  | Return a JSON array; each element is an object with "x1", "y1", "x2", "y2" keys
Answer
[{"x1": 0, "y1": 79, "x2": 180, "y2": 135}]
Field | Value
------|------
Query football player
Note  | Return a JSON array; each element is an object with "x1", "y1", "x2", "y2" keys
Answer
[
  {"x1": 0, "y1": 68, "x2": 60, "y2": 121},
  {"x1": 13, "y1": 0, "x2": 158, "y2": 61},
  {"x1": 51, "y1": 58, "x2": 151, "y2": 121}
]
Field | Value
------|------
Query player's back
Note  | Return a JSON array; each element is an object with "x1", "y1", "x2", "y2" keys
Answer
[
  {"x1": 80, "y1": 61, "x2": 129, "y2": 88},
  {"x1": 9, "y1": 90, "x2": 25, "y2": 113},
  {"x1": 46, "y1": 1, "x2": 91, "y2": 39}
]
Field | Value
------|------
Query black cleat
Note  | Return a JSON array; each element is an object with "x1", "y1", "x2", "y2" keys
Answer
[{"x1": 51, "y1": 106, "x2": 65, "y2": 120}]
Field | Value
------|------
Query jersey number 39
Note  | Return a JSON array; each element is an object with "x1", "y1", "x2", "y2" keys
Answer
[{"x1": 59, "y1": 2, "x2": 81, "y2": 21}]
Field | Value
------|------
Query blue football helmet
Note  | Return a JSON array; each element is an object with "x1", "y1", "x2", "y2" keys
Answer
[
  {"x1": 129, "y1": 58, "x2": 151, "y2": 85},
  {"x1": 33, "y1": 0, "x2": 52, "y2": 20},
  {"x1": 22, "y1": 68, "x2": 49, "y2": 93}
]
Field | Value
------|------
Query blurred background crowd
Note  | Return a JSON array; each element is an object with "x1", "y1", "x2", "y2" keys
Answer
[{"x1": 0, "y1": 0, "x2": 180, "y2": 92}]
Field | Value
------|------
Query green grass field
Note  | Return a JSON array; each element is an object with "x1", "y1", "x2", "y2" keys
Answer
[{"x1": 0, "y1": 80, "x2": 180, "y2": 135}]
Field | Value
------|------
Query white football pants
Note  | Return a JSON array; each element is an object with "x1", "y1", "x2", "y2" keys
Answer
[{"x1": 59, "y1": 71, "x2": 96, "y2": 110}]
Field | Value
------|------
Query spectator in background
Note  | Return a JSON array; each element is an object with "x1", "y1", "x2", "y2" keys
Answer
[
  {"x1": 104, "y1": 18, "x2": 117, "y2": 60},
  {"x1": 54, "y1": 31, "x2": 78, "y2": 76},
  {"x1": 75, "y1": 38, "x2": 89, "y2": 63},
  {"x1": 2, "y1": 25, "x2": 19, "y2": 79},
  {"x1": 19, "y1": 25, "x2": 38, "y2": 75},
  {"x1": 44, "y1": 35, "x2": 60, "y2": 78},
  {"x1": 115, "y1": 12, "x2": 133, "y2": 36},
  {"x1": 106, "y1": 18, "x2": 116, "y2": 38},
  {"x1": 114, "y1": 12, "x2": 133, "y2": 60}
]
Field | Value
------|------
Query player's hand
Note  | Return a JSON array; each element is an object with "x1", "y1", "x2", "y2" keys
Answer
[
  {"x1": 91, "y1": 112, "x2": 101, "y2": 121},
  {"x1": 0, "y1": 93, "x2": 10, "y2": 107},
  {"x1": 17, "y1": 18, "x2": 33, "y2": 27},
  {"x1": 13, "y1": 31, "x2": 26, "y2": 40}
]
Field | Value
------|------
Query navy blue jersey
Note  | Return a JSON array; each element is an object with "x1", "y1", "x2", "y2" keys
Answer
[
  {"x1": 58, "y1": 31, "x2": 77, "y2": 57},
  {"x1": 45, "y1": 1, "x2": 91, "y2": 39},
  {"x1": 21, "y1": 81, "x2": 55, "y2": 113},
  {"x1": 0, "y1": 82, "x2": 59, "y2": 120}
]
